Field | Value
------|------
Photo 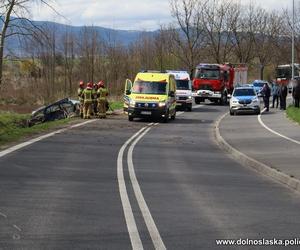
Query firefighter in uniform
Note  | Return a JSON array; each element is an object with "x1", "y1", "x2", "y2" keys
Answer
[
  {"x1": 77, "y1": 81, "x2": 85, "y2": 118},
  {"x1": 97, "y1": 81, "x2": 109, "y2": 119},
  {"x1": 92, "y1": 83, "x2": 99, "y2": 116},
  {"x1": 82, "y1": 82, "x2": 94, "y2": 119}
]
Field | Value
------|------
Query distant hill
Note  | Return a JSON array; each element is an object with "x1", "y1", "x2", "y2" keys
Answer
[{"x1": 5, "y1": 19, "x2": 156, "y2": 56}]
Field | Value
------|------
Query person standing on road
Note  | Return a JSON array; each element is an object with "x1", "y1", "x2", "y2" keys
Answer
[
  {"x1": 280, "y1": 84, "x2": 288, "y2": 110},
  {"x1": 97, "y1": 81, "x2": 109, "y2": 119},
  {"x1": 92, "y1": 83, "x2": 99, "y2": 116},
  {"x1": 261, "y1": 82, "x2": 271, "y2": 112},
  {"x1": 271, "y1": 82, "x2": 280, "y2": 108},
  {"x1": 78, "y1": 81, "x2": 85, "y2": 118},
  {"x1": 82, "y1": 82, "x2": 94, "y2": 119},
  {"x1": 293, "y1": 79, "x2": 300, "y2": 108}
]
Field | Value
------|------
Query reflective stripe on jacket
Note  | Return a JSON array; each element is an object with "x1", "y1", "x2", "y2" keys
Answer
[
  {"x1": 83, "y1": 88, "x2": 93, "y2": 102},
  {"x1": 97, "y1": 87, "x2": 108, "y2": 101},
  {"x1": 78, "y1": 88, "x2": 84, "y2": 101}
]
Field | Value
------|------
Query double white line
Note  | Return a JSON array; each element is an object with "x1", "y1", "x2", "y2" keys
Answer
[
  {"x1": 117, "y1": 123, "x2": 166, "y2": 250},
  {"x1": 117, "y1": 105, "x2": 204, "y2": 249}
]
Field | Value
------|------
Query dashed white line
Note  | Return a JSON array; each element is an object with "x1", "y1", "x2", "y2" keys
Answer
[
  {"x1": 258, "y1": 109, "x2": 300, "y2": 145},
  {"x1": 0, "y1": 212, "x2": 7, "y2": 218},
  {"x1": 127, "y1": 127, "x2": 166, "y2": 250},
  {"x1": 177, "y1": 105, "x2": 203, "y2": 117},
  {"x1": 13, "y1": 225, "x2": 22, "y2": 232}
]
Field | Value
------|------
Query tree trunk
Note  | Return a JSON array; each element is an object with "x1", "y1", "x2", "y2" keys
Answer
[
  {"x1": 260, "y1": 65, "x2": 265, "y2": 80},
  {"x1": 0, "y1": 0, "x2": 15, "y2": 89}
]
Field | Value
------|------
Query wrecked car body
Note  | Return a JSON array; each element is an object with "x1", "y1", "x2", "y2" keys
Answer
[{"x1": 28, "y1": 98, "x2": 80, "y2": 126}]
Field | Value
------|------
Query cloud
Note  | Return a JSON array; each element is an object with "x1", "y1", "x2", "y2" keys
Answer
[
  {"x1": 30, "y1": 0, "x2": 293, "y2": 31},
  {"x1": 31, "y1": 0, "x2": 172, "y2": 31}
]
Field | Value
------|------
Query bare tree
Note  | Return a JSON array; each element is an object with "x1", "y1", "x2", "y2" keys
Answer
[
  {"x1": 61, "y1": 28, "x2": 75, "y2": 95},
  {"x1": 169, "y1": 0, "x2": 205, "y2": 76},
  {"x1": 283, "y1": 3, "x2": 300, "y2": 64},
  {"x1": 154, "y1": 27, "x2": 166, "y2": 71},
  {"x1": 78, "y1": 26, "x2": 100, "y2": 83},
  {"x1": 202, "y1": 0, "x2": 238, "y2": 63},
  {"x1": 0, "y1": 0, "x2": 56, "y2": 90},
  {"x1": 253, "y1": 9, "x2": 283, "y2": 79},
  {"x1": 230, "y1": 2, "x2": 258, "y2": 64}
]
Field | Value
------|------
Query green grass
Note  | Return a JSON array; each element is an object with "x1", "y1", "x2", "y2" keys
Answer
[
  {"x1": 0, "y1": 112, "x2": 72, "y2": 147},
  {"x1": 109, "y1": 101, "x2": 123, "y2": 110},
  {"x1": 0, "y1": 99, "x2": 124, "y2": 147},
  {"x1": 286, "y1": 106, "x2": 300, "y2": 125}
]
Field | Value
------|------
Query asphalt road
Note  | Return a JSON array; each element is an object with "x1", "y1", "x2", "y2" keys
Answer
[
  {"x1": 1, "y1": 104, "x2": 300, "y2": 249},
  {"x1": 220, "y1": 107, "x2": 300, "y2": 180}
]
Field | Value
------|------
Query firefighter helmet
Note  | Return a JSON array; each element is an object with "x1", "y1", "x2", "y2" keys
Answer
[
  {"x1": 87, "y1": 82, "x2": 93, "y2": 89},
  {"x1": 79, "y1": 81, "x2": 84, "y2": 87},
  {"x1": 98, "y1": 80, "x2": 105, "y2": 88}
]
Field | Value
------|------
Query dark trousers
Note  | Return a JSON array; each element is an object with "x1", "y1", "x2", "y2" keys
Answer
[
  {"x1": 295, "y1": 98, "x2": 300, "y2": 108},
  {"x1": 263, "y1": 96, "x2": 270, "y2": 111},
  {"x1": 272, "y1": 95, "x2": 279, "y2": 108},
  {"x1": 280, "y1": 96, "x2": 287, "y2": 110}
]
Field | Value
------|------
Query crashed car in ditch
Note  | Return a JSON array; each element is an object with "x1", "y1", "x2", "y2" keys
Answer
[{"x1": 28, "y1": 98, "x2": 80, "y2": 126}]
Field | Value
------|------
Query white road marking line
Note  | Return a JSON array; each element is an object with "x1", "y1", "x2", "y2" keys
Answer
[
  {"x1": 193, "y1": 104, "x2": 204, "y2": 109},
  {"x1": 127, "y1": 127, "x2": 166, "y2": 250},
  {"x1": 117, "y1": 125, "x2": 152, "y2": 250},
  {"x1": 0, "y1": 212, "x2": 7, "y2": 218},
  {"x1": 0, "y1": 119, "x2": 97, "y2": 158},
  {"x1": 13, "y1": 225, "x2": 22, "y2": 232},
  {"x1": 177, "y1": 104, "x2": 203, "y2": 117},
  {"x1": 258, "y1": 110, "x2": 300, "y2": 145}
]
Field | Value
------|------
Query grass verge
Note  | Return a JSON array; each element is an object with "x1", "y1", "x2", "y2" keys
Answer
[
  {"x1": 286, "y1": 106, "x2": 300, "y2": 125},
  {"x1": 109, "y1": 100, "x2": 123, "y2": 110},
  {"x1": 0, "y1": 100, "x2": 123, "y2": 148},
  {"x1": 0, "y1": 112, "x2": 73, "y2": 147}
]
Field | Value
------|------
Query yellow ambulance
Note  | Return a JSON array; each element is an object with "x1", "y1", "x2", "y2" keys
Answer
[{"x1": 124, "y1": 71, "x2": 177, "y2": 122}]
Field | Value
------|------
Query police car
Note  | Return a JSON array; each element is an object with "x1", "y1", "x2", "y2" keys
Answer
[
  {"x1": 250, "y1": 80, "x2": 268, "y2": 97},
  {"x1": 229, "y1": 86, "x2": 261, "y2": 115}
]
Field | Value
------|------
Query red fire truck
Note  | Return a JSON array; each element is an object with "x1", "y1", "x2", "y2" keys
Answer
[{"x1": 192, "y1": 63, "x2": 248, "y2": 105}]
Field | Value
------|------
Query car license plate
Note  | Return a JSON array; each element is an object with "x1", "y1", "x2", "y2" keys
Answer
[
  {"x1": 141, "y1": 111, "x2": 151, "y2": 115},
  {"x1": 176, "y1": 103, "x2": 182, "y2": 106}
]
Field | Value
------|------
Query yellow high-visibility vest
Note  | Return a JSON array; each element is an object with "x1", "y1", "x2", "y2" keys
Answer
[
  {"x1": 97, "y1": 87, "x2": 108, "y2": 101},
  {"x1": 83, "y1": 88, "x2": 93, "y2": 102}
]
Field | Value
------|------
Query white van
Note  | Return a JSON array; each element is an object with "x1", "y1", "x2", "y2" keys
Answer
[{"x1": 167, "y1": 70, "x2": 192, "y2": 111}]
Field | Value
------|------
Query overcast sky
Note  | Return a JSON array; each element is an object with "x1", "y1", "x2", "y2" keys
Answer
[{"x1": 30, "y1": 0, "x2": 293, "y2": 31}]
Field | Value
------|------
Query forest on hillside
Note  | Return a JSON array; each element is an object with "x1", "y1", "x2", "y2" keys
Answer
[{"x1": 0, "y1": 0, "x2": 299, "y2": 105}]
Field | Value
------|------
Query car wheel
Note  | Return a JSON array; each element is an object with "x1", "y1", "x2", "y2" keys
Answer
[
  {"x1": 230, "y1": 109, "x2": 234, "y2": 116},
  {"x1": 163, "y1": 110, "x2": 169, "y2": 123},
  {"x1": 187, "y1": 106, "x2": 192, "y2": 112},
  {"x1": 171, "y1": 111, "x2": 176, "y2": 120},
  {"x1": 220, "y1": 92, "x2": 228, "y2": 106},
  {"x1": 128, "y1": 116, "x2": 133, "y2": 121}
]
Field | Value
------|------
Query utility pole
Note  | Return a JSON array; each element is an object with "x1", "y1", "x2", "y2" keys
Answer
[{"x1": 292, "y1": 0, "x2": 295, "y2": 81}]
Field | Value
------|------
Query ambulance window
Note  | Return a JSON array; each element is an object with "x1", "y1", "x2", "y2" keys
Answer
[
  {"x1": 176, "y1": 80, "x2": 190, "y2": 90},
  {"x1": 132, "y1": 80, "x2": 167, "y2": 95}
]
